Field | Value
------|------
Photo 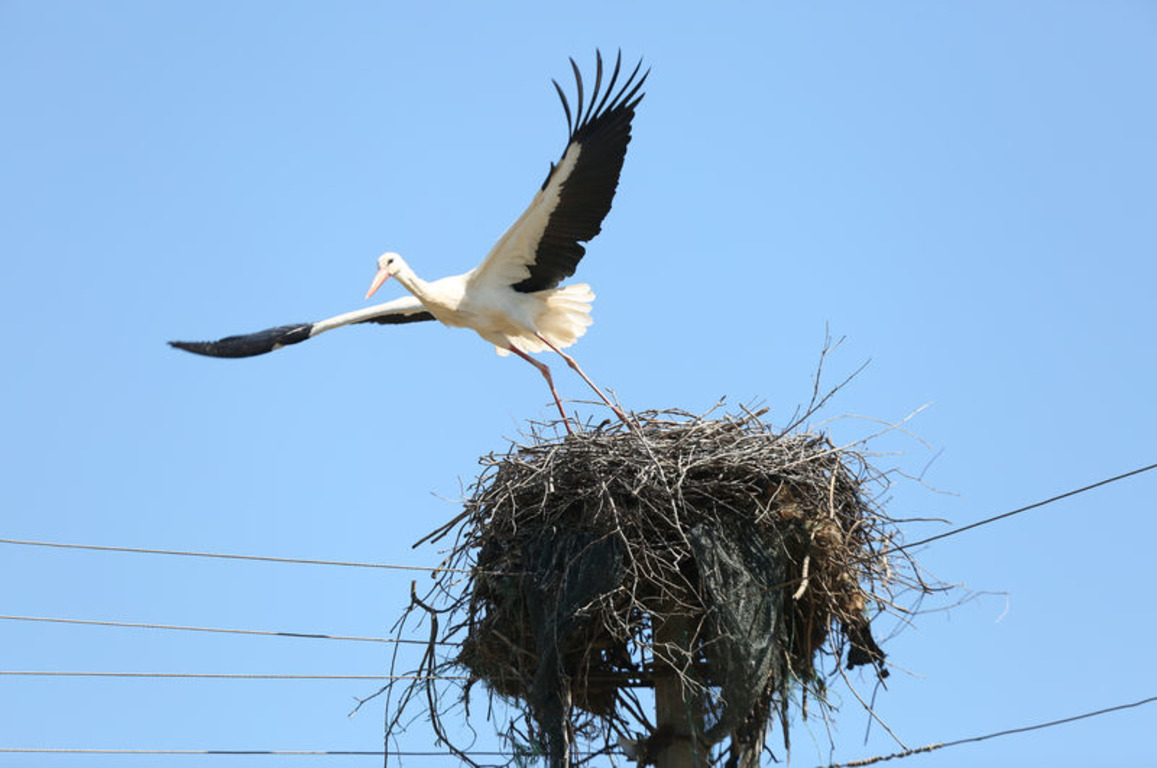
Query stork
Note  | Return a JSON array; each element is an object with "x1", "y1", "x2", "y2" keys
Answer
[{"x1": 170, "y1": 51, "x2": 646, "y2": 433}]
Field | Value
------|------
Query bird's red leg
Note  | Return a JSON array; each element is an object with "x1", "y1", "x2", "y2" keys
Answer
[
  {"x1": 536, "y1": 335, "x2": 632, "y2": 427},
  {"x1": 507, "y1": 345, "x2": 574, "y2": 435}
]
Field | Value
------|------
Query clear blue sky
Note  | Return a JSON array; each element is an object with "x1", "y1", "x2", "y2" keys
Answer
[{"x1": 3, "y1": 2, "x2": 1155, "y2": 766}]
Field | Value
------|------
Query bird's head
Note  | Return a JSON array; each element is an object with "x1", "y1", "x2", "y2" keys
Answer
[{"x1": 365, "y1": 251, "x2": 406, "y2": 300}]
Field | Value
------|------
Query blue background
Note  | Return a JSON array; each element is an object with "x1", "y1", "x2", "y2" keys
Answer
[{"x1": 2, "y1": 2, "x2": 1155, "y2": 766}]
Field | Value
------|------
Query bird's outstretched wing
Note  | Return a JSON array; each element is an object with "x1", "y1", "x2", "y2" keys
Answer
[
  {"x1": 469, "y1": 50, "x2": 647, "y2": 294},
  {"x1": 169, "y1": 297, "x2": 434, "y2": 358}
]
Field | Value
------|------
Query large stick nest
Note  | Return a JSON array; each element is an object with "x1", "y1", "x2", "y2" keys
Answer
[{"x1": 390, "y1": 407, "x2": 924, "y2": 767}]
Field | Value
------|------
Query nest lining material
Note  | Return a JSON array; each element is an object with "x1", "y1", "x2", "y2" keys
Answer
[{"x1": 401, "y1": 408, "x2": 909, "y2": 766}]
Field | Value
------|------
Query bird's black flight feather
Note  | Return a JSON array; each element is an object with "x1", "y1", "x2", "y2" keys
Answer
[
  {"x1": 169, "y1": 311, "x2": 435, "y2": 359},
  {"x1": 514, "y1": 50, "x2": 647, "y2": 294},
  {"x1": 169, "y1": 324, "x2": 313, "y2": 359}
]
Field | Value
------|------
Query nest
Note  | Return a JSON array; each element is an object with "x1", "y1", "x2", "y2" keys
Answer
[{"x1": 388, "y1": 408, "x2": 924, "y2": 767}]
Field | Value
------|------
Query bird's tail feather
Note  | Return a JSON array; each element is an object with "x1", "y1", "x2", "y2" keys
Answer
[{"x1": 495, "y1": 283, "x2": 594, "y2": 356}]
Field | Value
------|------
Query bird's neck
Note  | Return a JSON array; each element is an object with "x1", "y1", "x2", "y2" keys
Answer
[{"x1": 390, "y1": 264, "x2": 435, "y2": 306}]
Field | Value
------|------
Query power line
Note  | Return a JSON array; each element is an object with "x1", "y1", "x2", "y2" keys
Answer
[
  {"x1": 825, "y1": 694, "x2": 1157, "y2": 767},
  {"x1": 0, "y1": 669, "x2": 644, "y2": 685},
  {"x1": 0, "y1": 749, "x2": 507, "y2": 756},
  {"x1": 7, "y1": 463, "x2": 1153, "y2": 577},
  {"x1": 0, "y1": 536, "x2": 467, "y2": 573},
  {"x1": 888, "y1": 462, "x2": 1157, "y2": 555},
  {"x1": 0, "y1": 671, "x2": 468, "y2": 680},
  {"x1": 0, "y1": 614, "x2": 455, "y2": 646},
  {"x1": 6, "y1": 695, "x2": 1153, "y2": 760},
  {"x1": 0, "y1": 748, "x2": 614, "y2": 758}
]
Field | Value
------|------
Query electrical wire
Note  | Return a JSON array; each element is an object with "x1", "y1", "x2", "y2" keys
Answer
[
  {"x1": 0, "y1": 536, "x2": 467, "y2": 573},
  {"x1": 5, "y1": 464, "x2": 1152, "y2": 580},
  {"x1": 824, "y1": 694, "x2": 1157, "y2": 767},
  {"x1": 4, "y1": 694, "x2": 1152, "y2": 759},
  {"x1": 0, "y1": 614, "x2": 455, "y2": 646},
  {"x1": 885, "y1": 461, "x2": 1157, "y2": 556},
  {"x1": 0, "y1": 749, "x2": 508, "y2": 756},
  {"x1": 0, "y1": 671, "x2": 467, "y2": 680}
]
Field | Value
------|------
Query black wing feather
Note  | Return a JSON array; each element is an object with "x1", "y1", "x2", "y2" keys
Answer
[
  {"x1": 169, "y1": 324, "x2": 314, "y2": 358},
  {"x1": 512, "y1": 49, "x2": 647, "y2": 293},
  {"x1": 355, "y1": 311, "x2": 435, "y2": 326},
  {"x1": 169, "y1": 311, "x2": 435, "y2": 359}
]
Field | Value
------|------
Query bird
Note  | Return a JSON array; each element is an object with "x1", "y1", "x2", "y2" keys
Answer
[{"x1": 170, "y1": 50, "x2": 646, "y2": 434}]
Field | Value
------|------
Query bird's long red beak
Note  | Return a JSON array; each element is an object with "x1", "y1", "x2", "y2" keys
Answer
[{"x1": 364, "y1": 268, "x2": 391, "y2": 300}]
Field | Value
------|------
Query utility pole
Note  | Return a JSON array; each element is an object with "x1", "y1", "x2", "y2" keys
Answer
[{"x1": 653, "y1": 612, "x2": 707, "y2": 768}]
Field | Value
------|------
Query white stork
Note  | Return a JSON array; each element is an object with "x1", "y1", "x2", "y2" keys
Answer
[{"x1": 171, "y1": 51, "x2": 646, "y2": 433}]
